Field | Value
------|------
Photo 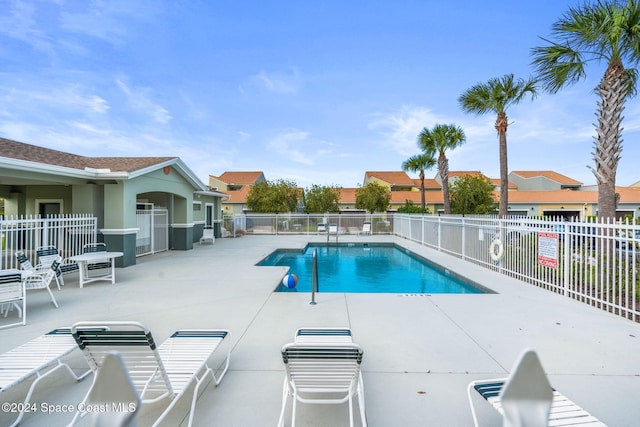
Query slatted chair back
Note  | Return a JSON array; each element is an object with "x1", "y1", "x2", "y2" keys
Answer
[
  {"x1": 16, "y1": 251, "x2": 35, "y2": 272},
  {"x1": 72, "y1": 323, "x2": 174, "y2": 401},
  {"x1": 83, "y1": 243, "x2": 107, "y2": 253},
  {"x1": 82, "y1": 243, "x2": 112, "y2": 271},
  {"x1": 295, "y1": 328, "x2": 353, "y2": 344},
  {"x1": 279, "y1": 343, "x2": 366, "y2": 427},
  {"x1": 0, "y1": 272, "x2": 25, "y2": 328},
  {"x1": 282, "y1": 344, "x2": 364, "y2": 396},
  {"x1": 36, "y1": 246, "x2": 62, "y2": 269}
]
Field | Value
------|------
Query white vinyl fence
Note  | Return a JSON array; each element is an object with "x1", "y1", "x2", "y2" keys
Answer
[
  {"x1": 0, "y1": 214, "x2": 97, "y2": 269},
  {"x1": 394, "y1": 214, "x2": 639, "y2": 322},
  {"x1": 222, "y1": 213, "x2": 393, "y2": 237}
]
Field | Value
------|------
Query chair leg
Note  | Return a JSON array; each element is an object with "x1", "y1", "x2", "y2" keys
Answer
[
  {"x1": 467, "y1": 382, "x2": 482, "y2": 427},
  {"x1": 277, "y1": 378, "x2": 290, "y2": 427},
  {"x1": 46, "y1": 286, "x2": 59, "y2": 308},
  {"x1": 358, "y1": 376, "x2": 367, "y2": 427},
  {"x1": 348, "y1": 393, "x2": 354, "y2": 427}
]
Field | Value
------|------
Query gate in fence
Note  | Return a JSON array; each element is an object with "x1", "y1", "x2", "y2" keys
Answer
[{"x1": 135, "y1": 207, "x2": 169, "y2": 256}]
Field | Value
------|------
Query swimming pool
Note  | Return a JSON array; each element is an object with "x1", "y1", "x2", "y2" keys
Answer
[{"x1": 258, "y1": 243, "x2": 488, "y2": 294}]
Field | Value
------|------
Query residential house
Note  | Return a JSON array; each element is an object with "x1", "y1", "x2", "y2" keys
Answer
[
  {"x1": 0, "y1": 138, "x2": 226, "y2": 266},
  {"x1": 363, "y1": 169, "x2": 640, "y2": 219},
  {"x1": 209, "y1": 171, "x2": 266, "y2": 215}
]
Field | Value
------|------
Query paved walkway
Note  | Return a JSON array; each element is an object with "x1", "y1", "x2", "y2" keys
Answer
[{"x1": 1, "y1": 235, "x2": 639, "y2": 426}]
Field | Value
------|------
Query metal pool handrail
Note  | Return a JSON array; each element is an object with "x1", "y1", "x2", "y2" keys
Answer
[{"x1": 310, "y1": 248, "x2": 319, "y2": 305}]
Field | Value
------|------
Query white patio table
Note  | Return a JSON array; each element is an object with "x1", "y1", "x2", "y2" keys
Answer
[{"x1": 68, "y1": 252, "x2": 123, "y2": 288}]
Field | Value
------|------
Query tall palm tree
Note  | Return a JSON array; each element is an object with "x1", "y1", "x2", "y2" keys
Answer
[
  {"x1": 458, "y1": 74, "x2": 537, "y2": 217},
  {"x1": 531, "y1": 0, "x2": 640, "y2": 221},
  {"x1": 417, "y1": 124, "x2": 466, "y2": 214},
  {"x1": 402, "y1": 152, "x2": 436, "y2": 210}
]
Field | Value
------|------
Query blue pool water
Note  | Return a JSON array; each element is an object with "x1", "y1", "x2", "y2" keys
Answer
[{"x1": 258, "y1": 244, "x2": 485, "y2": 294}]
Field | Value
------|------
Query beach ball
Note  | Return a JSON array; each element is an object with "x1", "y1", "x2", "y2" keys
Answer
[{"x1": 282, "y1": 274, "x2": 298, "y2": 288}]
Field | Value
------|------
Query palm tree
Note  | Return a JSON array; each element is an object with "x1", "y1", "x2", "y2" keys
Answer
[
  {"x1": 417, "y1": 124, "x2": 466, "y2": 214},
  {"x1": 531, "y1": 0, "x2": 640, "y2": 221},
  {"x1": 458, "y1": 74, "x2": 537, "y2": 217},
  {"x1": 402, "y1": 153, "x2": 436, "y2": 210}
]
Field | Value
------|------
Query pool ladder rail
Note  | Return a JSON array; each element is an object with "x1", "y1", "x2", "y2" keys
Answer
[{"x1": 310, "y1": 248, "x2": 319, "y2": 305}]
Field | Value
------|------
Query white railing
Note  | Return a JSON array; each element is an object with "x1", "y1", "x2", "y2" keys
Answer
[
  {"x1": 222, "y1": 213, "x2": 393, "y2": 237},
  {"x1": 0, "y1": 214, "x2": 97, "y2": 269},
  {"x1": 394, "y1": 214, "x2": 639, "y2": 322}
]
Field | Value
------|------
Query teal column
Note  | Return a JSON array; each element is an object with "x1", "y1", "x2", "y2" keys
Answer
[
  {"x1": 101, "y1": 229, "x2": 137, "y2": 267},
  {"x1": 171, "y1": 224, "x2": 194, "y2": 250}
]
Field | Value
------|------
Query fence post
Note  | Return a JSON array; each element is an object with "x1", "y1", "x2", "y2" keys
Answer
[{"x1": 461, "y1": 217, "x2": 466, "y2": 260}]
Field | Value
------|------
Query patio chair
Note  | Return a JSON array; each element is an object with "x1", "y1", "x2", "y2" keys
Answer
[
  {"x1": 0, "y1": 271, "x2": 25, "y2": 329},
  {"x1": 294, "y1": 327, "x2": 354, "y2": 344},
  {"x1": 82, "y1": 243, "x2": 112, "y2": 277},
  {"x1": 36, "y1": 245, "x2": 78, "y2": 286},
  {"x1": 84, "y1": 351, "x2": 140, "y2": 427},
  {"x1": 200, "y1": 227, "x2": 215, "y2": 244},
  {"x1": 358, "y1": 222, "x2": 372, "y2": 235},
  {"x1": 17, "y1": 250, "x2": 64, "y2": 290},
  {"x1": 468, "y1": 349, "x2": 606, "y2": 427},
  {"x1": 22, "y1": 260, "x2": 60, "y2": 308},
  {"x1": 278, "y1": 343, "x2": 367, "y2": 427},
  {"x1": 70, "y1": 321, "x2": 231, "y2": 427},
  {"x1": 0, "y1": 328, "x2": 93, "y2": 427}
]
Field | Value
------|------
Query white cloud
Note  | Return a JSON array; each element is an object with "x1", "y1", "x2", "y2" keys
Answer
[
  {"x1": 116, "y1": 78, "x2": 171, "y2": 124},
  {"x1": 264, "y1": 129, "x2": 340, "y2": 167},
  {"x1": 249, "y1": 69, "x2": 301, "y2": 94},
  {"x1": 0, "y1": 1, "x2": 54, "y2": 55},
  {"x1": 0, "y1": 81, "x2": 109, "y2": 115},
  {"x1": 267, "y1": 130, "x2": 315, "y2": 165},
  {"x1": 59, "y1": 0, "x2": 161, "y2": 46},
  {"x1": 368, "y1": 105, "x2": 458, "y2": 156}
]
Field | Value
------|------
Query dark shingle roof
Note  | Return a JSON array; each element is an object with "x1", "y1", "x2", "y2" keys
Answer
[{"x1": 0, "y1": 137, "x2": 175, "y2": 172}]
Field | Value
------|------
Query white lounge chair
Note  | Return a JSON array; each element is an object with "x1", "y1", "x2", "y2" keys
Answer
[
  {"x1": 0, "y1": 328, "x2": 92, "y2": 426},
  {"x1": 200, "y1": 227, "x2": 215, "y2": 244},
  {"x1": 0, "y1": 271, "x2": 25, "y2": 329},
  {"x1": 70, "y1": 321, "x2": 231, "y2": 427},
  {"x1": 278, "y1": 343, "x2": 367, "y2": 427},
  {"x1": 358, "y1": 222, "x2": 372, "y2": 235},
  {"x1": 85, "y1": 351, "x2": 140, "y2": 427},
  {"x1": 468, "y1": 349, "x2": 606, "y2": 427}
]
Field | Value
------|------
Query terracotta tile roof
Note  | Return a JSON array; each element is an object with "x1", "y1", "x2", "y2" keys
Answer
[
  {"x1": 0, "y1": 137, "x2": 174, "y2": 172},
  {"x1": 489, "y1": 178, "x2": 517, "y2": 189},
  {"x1": 338, "y1": 188, "x2": 358, "y2": 203},
  {"x1": 214, "y1": 171, "x2": 264, "y2": 185},
  {"x1": 414, "y1": 178, "x2": 441, "y2": 189},
  {"x1": 366, "y1": 171, "x2": 415, "y2": 186},
  {"x1": 390, "y1": 190, "x2": 443, "y2": 204},
  {"x1": 511, "y1": 170, "x2": 582, "y2": 186},
  {"x1": 339, "y1": 188, "x2": 444, "y2": 204},
  {"x1": 223, "y1": 185, "x2": 253, "y2": 203}
]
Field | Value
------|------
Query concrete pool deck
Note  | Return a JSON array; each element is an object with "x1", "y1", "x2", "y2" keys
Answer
[{"x1": 1, "y1": 234, "x2": 639, "y2": 426}]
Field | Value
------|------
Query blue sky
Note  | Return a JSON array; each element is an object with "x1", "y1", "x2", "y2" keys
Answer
[{"x1": 1, "y1": 0, "x2": 639, "y2": 189}]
